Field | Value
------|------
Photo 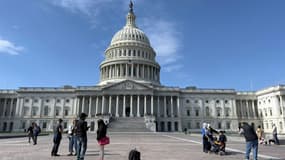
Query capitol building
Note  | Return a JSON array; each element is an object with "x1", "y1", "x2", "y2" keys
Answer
[{"x1": 0, "y1": 3, "x2": 284, "y2": 134}]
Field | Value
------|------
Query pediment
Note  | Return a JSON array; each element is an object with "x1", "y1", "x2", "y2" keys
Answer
[{"x1": 103, "y1": 80, "x2": 152, "y2": 91}]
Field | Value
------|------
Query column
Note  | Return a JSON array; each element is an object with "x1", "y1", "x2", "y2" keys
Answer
[
  {"x1": 231, "y1": 99, "x2": 237, "y2": 117},
  {"x1": 95, "y1": 96, "x2": 99, "y2": 115},
  {"x1": 137, "y1": 64, "x2": 139, "y2": 78},
  {"x1": 246, "y1": 100, "x2": 250, "y2": 118},
  {"x1": 120, "y1": 64, "x2": 123, "y2": 77},
  {"x1": 130, "y1": 95, "x2": 133, "y2": 117},
  {"x1": 109, "y1": 66, "x2": 112, "y2": 78},
  {"x1": 142, "y1": 64, "x2": 145, "y2": 79},
  {"x1": 164, "y1": 96, "x2": 167, "y2": 117},
  {"x1": 123, "y1": 95, "x2": 126, "y2": 117},
  {"x1": 88, "y1": 96, "x2": 92, "y2": 117},
  {"x1": 75, "y1": 97, "x2": 80, "y2": 116},
  {"x1": 157, "y1": 96, "x2": 160, "y2": 117},
  {"x1": 19, "y1": 98, "x2": 24, "y2": 117},
  {"x1": 39, "y1": 98, "x2": 43, "y2": 118},
  {"x1": 82, "y1": 96, "x2": 85, "y2": 113},
  {"x1": 102, "y1": 96, "x2": 105, "y2": 114},
  {"x1": 151, "y1": 95, "x2": 154, "y2": 115},
  {"x1": 30, "y1": 98, "x2": 33, "y2": 117},
  {"x1": 52, "y1": 97, "x2": 56, "y2": 118},
  {"x1": 144, "y1": 95, "x2": 147, "y2": 115},
  {"x1": 177, "y1": 96, "x2": 181, "y2": 117},
  {"x1": 116, "y1": 96, "x2": 119, "y2": 117},
  {"x1": 15, "y1": 98, "x2": 20, "y2": 117},
  {"x1": 137, "y1": 95, "x2": 140, "y2": 117},
  {"x1": 9, "y1": 99, "x2": 14, "y2": 117},
  {"x1": 131, "y1": 63, "x2": 134, "y2": 77},
  {"x1": 3, "y1": 98, "x2": 7, "y2": 117},
  {"x1": 251, "y1": 100, "x2": 256, "y2": 118},
  {"x1": 279, "y1": 95, "x2": 284, "y2": 115},
  {"x1": 170, "y1": 96, "x2": 174, "y2": 117},
  {"x1": 109, "y1": 96, "x2": 112, "y2": 115},
  {"x1": 125, "y1": 64, "x2": 128, "y2": 77}
]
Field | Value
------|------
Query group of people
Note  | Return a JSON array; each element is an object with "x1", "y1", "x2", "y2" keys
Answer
[
  {"x1": 256, "y1": 124, "x2": 280, "y2": 145},
  {"x1": 27, "y1": 122, "x2": 41, "y2": 145},
  {"x1": 51, "y1": 113, "x2": 108, "y2": 160},
  {"x1": 201, "y1": 123, "x2": 227, "y2": 155},
  {"x1": 239, "y1": 122, "x2": 281, "y2": 160}
]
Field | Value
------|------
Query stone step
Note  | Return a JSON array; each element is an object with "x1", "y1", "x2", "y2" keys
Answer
[{"x1": 108, "y1": 117, "x2": 150, "y2": 132}]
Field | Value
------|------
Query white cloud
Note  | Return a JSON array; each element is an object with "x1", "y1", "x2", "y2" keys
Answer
[
  {"x1": 141, "y1": 18, "x2": 182, "y2": 71},
  {"x1": 0, "y1": 38, "x2": 24, "y2": 55},
  {"x1": 164, "y1": 64, "x2": 183, "y2": 72}
]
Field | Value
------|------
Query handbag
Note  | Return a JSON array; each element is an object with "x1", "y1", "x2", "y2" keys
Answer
[{"x1": 98, "y1": 136, "x2": 110, "y2": 145}]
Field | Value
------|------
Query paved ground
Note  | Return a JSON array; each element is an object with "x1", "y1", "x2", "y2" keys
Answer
[{"x1": 0, "y1": 132, "x2": 284, "y2": 160}]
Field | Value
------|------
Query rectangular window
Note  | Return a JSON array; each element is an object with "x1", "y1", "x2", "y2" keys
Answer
[
  {"x1": 64, "y1": 122, "x2": 67, "y2": 129},
  {"x1": 64, "y1": 109, "x2": 68, "y2": 116},
  {"x1": 226, "y1": 122, "x2": 230, "y2": 129},
  {"x1": 196, "y1": 122, "x2": 200, "y2": 129},
  {"x1": 217, "y1": 109, "x2": 221, "y2": 117},
  {"x1": 55, "y1": 109, "x2": 59, "y2": 116},
  {"x1": 187, "y1": 110, "x2": 190, "y2": 116},
  {"x1": 225, "y1": 109, "x2": 229, "y2": 117},
  {"x1": 22, "y1": 122, "x2": 26, "y2": 129},
  {"x1": 195, "y1": 109, "x2": 199, "y2": 117},
  {"x1": 218, "y1": 122, "x2": 221, "y2": 129},
  {"x1": 43, "y1": 122, "x2": 47, "y2": 129}
]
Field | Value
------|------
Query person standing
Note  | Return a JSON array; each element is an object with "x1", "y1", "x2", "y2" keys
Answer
[
  {"x1": 272, "y1": 124, "x2": 280, "y2": 145},
  {"x1": 239, "y1": 122, "x2": 258, "y2": 160},
  {"x1": 256, "y1": 125, "x2": 264, "y2": 144},
  {"x1": 97, "y1": 119, "x2": 108, "y2": 160},
  {"x1": 76, "y1": 113, "x2": 89, "y2": 160},
  {"x1": 68, "y1": 119, "x2": 78, "y2": 156},
  {"x1": 51, "y1": 118, "x2": 63, "y2": 156},
  {"x1": 201, "y1": 123, "x2": 208, "y2": 153},
  {"x1": 27, "y1": 123, "x2": 34, "y2": 144}
]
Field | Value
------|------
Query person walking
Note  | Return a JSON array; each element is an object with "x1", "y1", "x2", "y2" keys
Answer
[
  {"x1": 27, "y1": 123, "x2": 34, "y2": 144},
  {"x1": 76, "y1": 113, "x2": 89, "y2": 160},
  {"x1": 51, "y1": 118, "x2": 63, "y2": 156},
  {"x1": 97, "y1": 119, "x2": 108, "y2": 160},
  {"x1": 32, "y1": 123, "x2": 41, "y2": 145},
  {"x1": 272, "y1": 124, "x2": 280, "y2": 145},
  {"x1": 68, "y1": 119, "x2": 78, "y2": 156},
  {"x1": 239, "y1": 122, "x2": 258, "y2": 160}
]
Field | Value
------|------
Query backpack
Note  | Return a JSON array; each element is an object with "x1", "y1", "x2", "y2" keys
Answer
[{"x1": 128, "y1": 149, "x2": 140, "y2": 160}]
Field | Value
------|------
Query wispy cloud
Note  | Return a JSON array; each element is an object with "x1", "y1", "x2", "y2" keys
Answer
[
  {"x1": 51, "y1": 0, "x2": 124, "y2": 28},
  {"x1": 0, "y1": 38, "x2": 24, "y2": 55},
  {"x1": 141, "y1": 18, "x2": 182, "y2": 72}
]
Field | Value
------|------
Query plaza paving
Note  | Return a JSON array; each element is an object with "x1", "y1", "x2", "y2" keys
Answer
[{"x1": 0, "y1": 132, "x2": 284, "y2": 160}]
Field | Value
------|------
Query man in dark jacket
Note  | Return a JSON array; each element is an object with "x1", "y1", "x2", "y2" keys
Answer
[
  {"x1": 51, "y1": 118, "x2": 63, "y2": 156},
  {"x1": 76, "y1": 113, "x2": 89, "y2": 160},
  {"x1": 239, "y1": 122, "x2": 258, "y2": 160}
]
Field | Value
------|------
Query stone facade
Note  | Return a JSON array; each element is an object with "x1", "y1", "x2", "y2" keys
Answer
[{"x1": 0, "y1": 3, "x2": 284, "y2": 134}]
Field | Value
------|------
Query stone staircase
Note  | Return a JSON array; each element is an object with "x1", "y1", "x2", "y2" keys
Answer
[{"x1": 108, "y1": 117, "x2": 150, "y2": 132}]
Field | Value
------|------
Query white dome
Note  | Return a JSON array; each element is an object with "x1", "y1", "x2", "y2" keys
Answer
[{"x1": 110, "y1": 26, "x2": 150, "y2": 45}]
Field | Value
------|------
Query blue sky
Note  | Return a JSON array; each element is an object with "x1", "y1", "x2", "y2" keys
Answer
[{"x1": 0, "y1": 0, "x2": 285, "y2": 91}]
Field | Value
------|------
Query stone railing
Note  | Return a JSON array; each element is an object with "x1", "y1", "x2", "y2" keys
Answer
[{"x1": 144, "y1": 115, "x2": 156, "y2": 132}]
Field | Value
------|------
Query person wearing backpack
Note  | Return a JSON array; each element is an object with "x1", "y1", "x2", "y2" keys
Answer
[
  {"x1": 76, "y1": 113, "x2": 89, "y2": 160},
  {"x1": 97, "y1": 119, "x2": 108, "y2": 160}
]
